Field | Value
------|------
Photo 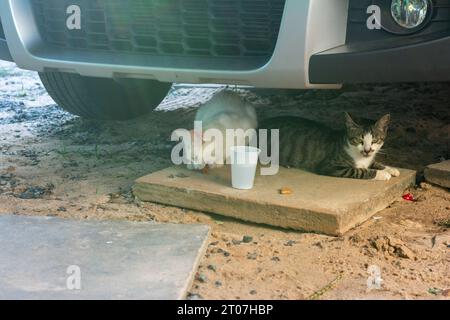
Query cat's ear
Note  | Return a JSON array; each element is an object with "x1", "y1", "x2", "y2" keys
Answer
[
  {"x1": 344, "y1": 112, "x2": 359, "y2": 130},
  {"x1": 375, "y1": 114, "x2": 391, "y2": 133}
]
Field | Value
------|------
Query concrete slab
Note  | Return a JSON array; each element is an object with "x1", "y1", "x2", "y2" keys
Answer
[
  {"x1": 424, "y1": 160, "x2": 450, "y2": 189},
  {"x1": 134, "y1": 166, "x2": 416, "y2": 236},
  {"x1": 0, "y1": 215, "x2": 209, "y2": 300}
]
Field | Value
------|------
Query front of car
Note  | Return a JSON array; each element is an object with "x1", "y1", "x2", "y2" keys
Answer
[
  {"x1": 0, "y1": 0, "x2": 449, "y2": 119},
  {"x1": 0, "y1": 0, "x2": 347, "y2": 89},
  {"x1": 2, "y1": 0, "x2": 450, "y2": 88}
]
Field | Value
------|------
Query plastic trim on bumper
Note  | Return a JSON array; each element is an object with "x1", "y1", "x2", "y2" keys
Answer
[
  {"x1": 309, "y1": 35, "x2": 450, "y2": 84},
  {"x1": 0, "y1": 39, "x2": 13, "y2": 62}
]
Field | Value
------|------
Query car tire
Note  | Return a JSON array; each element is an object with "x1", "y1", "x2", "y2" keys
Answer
[{"x1": 39, "y1": 72, "x2": 172, "y2": 120}]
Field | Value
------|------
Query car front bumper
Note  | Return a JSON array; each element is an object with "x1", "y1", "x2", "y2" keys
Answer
[
  {"x1": 1, "y1": 0, "x2": 450, "y2": 88},
  {"x1": 0, "y1": 0, "x2": 348, "y2": 89}
]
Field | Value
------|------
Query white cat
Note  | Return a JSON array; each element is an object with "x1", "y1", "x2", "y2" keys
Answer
[{"x1": 184, "y1": 91, "x2": 258, "y2": 170}]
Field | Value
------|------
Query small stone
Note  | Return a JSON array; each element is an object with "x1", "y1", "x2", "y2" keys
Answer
[
  {"x1": 271, "y1": 256, "x2": 280, "y2": 262},
  {"x1": 223, "y1": 251, "x2": 230, "y2": 257},
  {"x1": 370, "y1": 236, "x2": 416, "y2": 260},
  {"x1": 232, "y1": 239, "x2": 242, "y2": 245},
  {"x1": 284, "y1": 240, "x2": 296, "y2": 246},
  {"x1": 313, "y1": 241, "x2": 323, "y2": 249},
  {"x1": 428, "y1": 287, "x2": 441, "y2": 295},
  {"x1": 247, "y1": 252, "x2": 258, "y2": 260},
  {"x1": 187, "y1": 293, "x2": 203, "y2": 300},
  {"x1": 250, "y1": 290, "x2": 257, "y2": 295},
  {"x1": 18, "y1": 183, "x2": 55, "y2": 200},
  {"x1": 215, "y1": 281, "x2": 222, "y2": 287},
  {"x1": 419, "y1": 182, "x2": 431, "y2": 190},
  {"x1": 349, "y1": 234, "x2": 363, "y2": 243},
  {"x1": 242, "y1": 236, "x2": 253, "y2": 243},
  {"x1": 196, "y1": 273, "x2": 207, "y2": 283},
  {"x1": 207, "y1": 264, "x2": 217, "y2": 272}
]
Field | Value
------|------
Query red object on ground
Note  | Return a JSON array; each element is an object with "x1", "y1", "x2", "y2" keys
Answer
[{"x1": 402, "y1": 193, "x2": 415, "y2": 202}]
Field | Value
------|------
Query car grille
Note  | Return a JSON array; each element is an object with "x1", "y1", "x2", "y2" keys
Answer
[
  {"x1": 347, "y1": 0, "x2": 450, "y2": 45},
  {"x1": 30, "y1": 0, "x2": 286, "y2": 69}
]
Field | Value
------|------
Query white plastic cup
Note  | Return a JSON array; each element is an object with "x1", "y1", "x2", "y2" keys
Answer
[{"x1": 230, "y1": 146, "x2": 261, "y2": 190}]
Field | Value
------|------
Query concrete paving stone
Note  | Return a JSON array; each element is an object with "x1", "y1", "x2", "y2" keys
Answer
[
  {"x1": 134, "y1": 166, "x2": 416, "y2": 236},
  {"x1": 424, "y1": 160, "x2": 450, "y2": 189},
  {"x1": 0, "y1": 215, "x2": 209, "y2": 300}
]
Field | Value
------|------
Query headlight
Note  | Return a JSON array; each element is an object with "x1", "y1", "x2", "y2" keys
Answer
[{"x1": 391, "y1": 0, "x2": 429, "y2": 29}]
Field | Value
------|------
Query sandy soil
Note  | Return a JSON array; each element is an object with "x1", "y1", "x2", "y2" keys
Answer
[{"x1": 0, "y1": 61, "x2": 449, "y2": 300}]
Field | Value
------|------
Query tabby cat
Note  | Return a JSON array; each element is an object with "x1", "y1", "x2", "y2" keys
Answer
[{"x1": 260, "y1": 113, "x2": 400, "y2": 180}]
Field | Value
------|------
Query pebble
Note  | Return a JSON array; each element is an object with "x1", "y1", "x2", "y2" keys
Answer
[
  {"x1": 284, "y1": 240, "x2": 297, "y2": 246},
  {"x1": 18, "y1": 184, "x2": 54, "y2": 199},
  {"x1": 243, "y1": 236, "x2": 253, "y2": 243},
  {"x1": 247, "y1": 252, "x2": 258, "y2": 260},
  {"x1": 187, "y1": 293, "x2": 203, "y2": 300},
  {"x1": 207, "y1": 264, "x2": 217, "y2": 272},
  {"x1": 313, "y1": 241, "x2": 323, "y2": 249},
  {"x1": 271, "y1": 257, "x2": 280, "y2": 262},
  {"x1": 215, "y1": 281, "x2": 222, "y2": 287},
  {"x1": 196, "y1": 273, "x2": 208, "y2": 283}
]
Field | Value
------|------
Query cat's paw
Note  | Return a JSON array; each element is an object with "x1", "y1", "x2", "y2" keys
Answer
[
  {"x1": 385, "y1": 167, "x2": 400, "y2": 177},
  {"x1": 374, "y1": 170, "x2": 392, "y2": 181}
]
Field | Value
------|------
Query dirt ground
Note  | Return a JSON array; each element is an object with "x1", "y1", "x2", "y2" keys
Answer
[{"x1": 0, "y1": 61, "x2": 449, "y2": 300}]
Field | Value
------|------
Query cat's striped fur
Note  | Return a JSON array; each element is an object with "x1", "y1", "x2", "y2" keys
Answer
[{"x1": 260, "y1": 113, "x2": 399, "y2": 180}]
